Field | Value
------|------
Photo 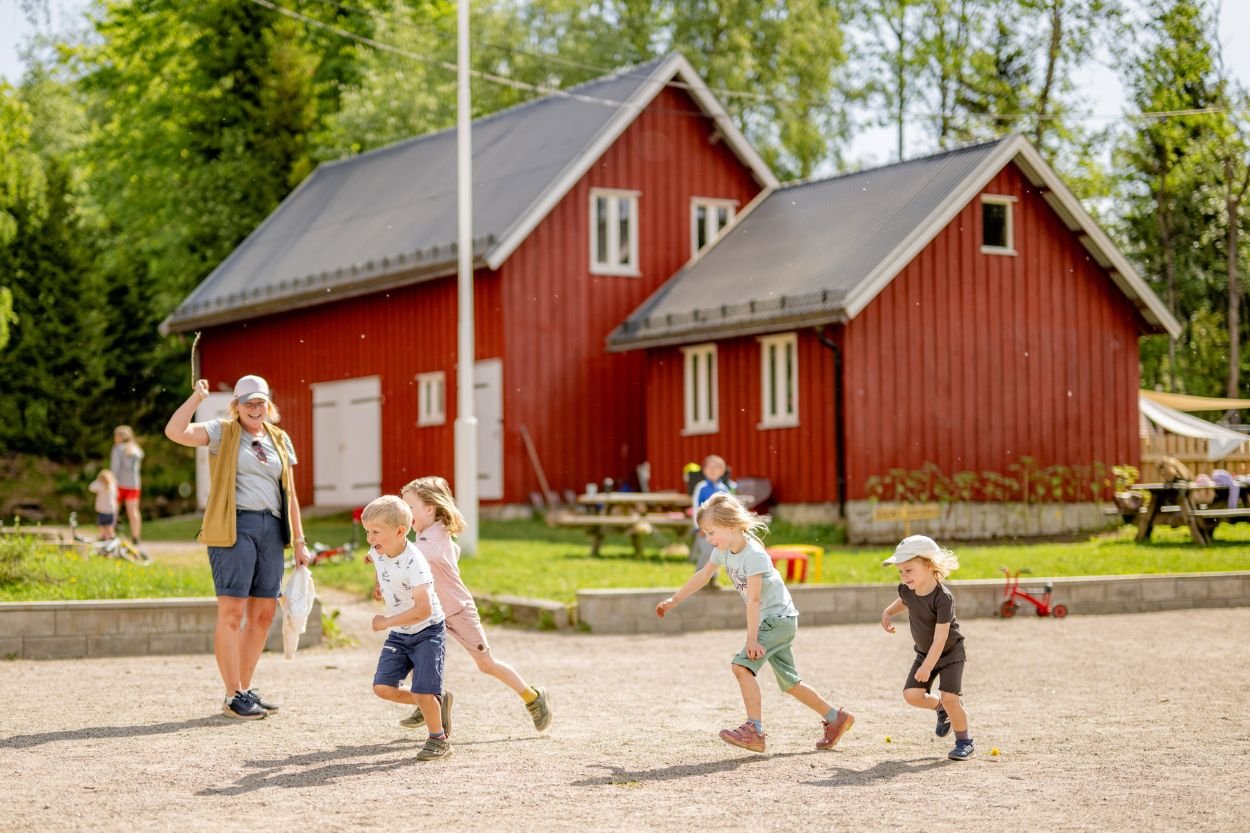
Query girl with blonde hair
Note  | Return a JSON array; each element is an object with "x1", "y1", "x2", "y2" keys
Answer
[
  {"x1": 394, "y1": 476, "x2": 551, "y2": 733},
  {"x1": 656, "y1": 492, "x2": 855, "y2": 754}
]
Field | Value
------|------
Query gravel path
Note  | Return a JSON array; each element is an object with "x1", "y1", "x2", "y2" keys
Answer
[{"x1": 2, "y1": 593, "x2": 1247, "y2": 832}]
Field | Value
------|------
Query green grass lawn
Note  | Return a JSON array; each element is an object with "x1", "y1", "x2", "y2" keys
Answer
[
  {"x1": 10, "y1": 514, "x2": 1249, "y2": 605},
  {"x1": 0, "y1": 540, "x2": 215, "y2": 601}
]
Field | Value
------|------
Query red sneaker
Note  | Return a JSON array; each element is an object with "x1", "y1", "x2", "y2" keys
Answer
[
  {"x1": 719, "y1": 721, "x2": 767, "y2": 753},
  {"x1": 816, "y1": 709, "x2": 855, "y2": 750}
]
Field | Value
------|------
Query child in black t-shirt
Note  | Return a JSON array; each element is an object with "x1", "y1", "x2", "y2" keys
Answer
[{"x1": 880, "y1": 534, "x2": 973, "y2": 761}]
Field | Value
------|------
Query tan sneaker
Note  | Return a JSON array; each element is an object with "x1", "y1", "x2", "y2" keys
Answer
[
  {"x1": 398, "y1": 707, "x2": 425, "y2": 729},
  {"x1": 719, "y1": 721, "x2": 766, "y2": 753},
  {"x1": 525, "y1": 687, "x2": 552, "y2": 732},
  {"x1": 816, "y1": 708, "x2": 854, "y2": 750},
  {"x1": 416, "y1": 735, "x2": 452, "y2": 761}
]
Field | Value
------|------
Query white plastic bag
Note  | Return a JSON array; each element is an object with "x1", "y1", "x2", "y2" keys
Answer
[{"x1": 281, "y1": 565, "x2": 315, "y2": 659}]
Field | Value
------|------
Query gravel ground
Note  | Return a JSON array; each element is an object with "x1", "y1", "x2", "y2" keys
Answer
[{"x1": 2, "y1": 591, "x2": 1247, "y2": 833}]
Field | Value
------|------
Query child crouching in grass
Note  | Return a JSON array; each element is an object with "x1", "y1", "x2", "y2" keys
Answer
[{"x1": 881, "y1": 534, "x2": 974, "y2": 761}]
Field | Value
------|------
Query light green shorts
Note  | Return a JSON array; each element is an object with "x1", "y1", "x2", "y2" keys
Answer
[{"x1": 731, "y1": 614, "x2": 801, "y2": 691}]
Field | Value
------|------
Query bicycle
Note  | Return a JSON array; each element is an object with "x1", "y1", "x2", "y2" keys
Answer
[
  {"x1": 70, "y1": 511, "x2": 153, "y2": 565},
  {"x1": 999, "y1": 566, "x2": 1067, "y2": 619},
  {"x1": 286, "y1": 507, "x2": 364, "y2": 569}
]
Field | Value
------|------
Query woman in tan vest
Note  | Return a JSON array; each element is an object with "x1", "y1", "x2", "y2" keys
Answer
[{"x1": 165, "y1": 375, "x2": 309, "y2": 720}]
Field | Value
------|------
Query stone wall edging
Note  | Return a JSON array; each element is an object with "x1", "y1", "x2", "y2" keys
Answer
[
  {"x1": 0, "y1": 597, "x2": 322, "y2": 660},
  {"x1": 845, "y1": 500, "x2": 1118, "y2": 543},
  {"x1": 575, "y1": 571, "x2": 1250, "y2": 634}
]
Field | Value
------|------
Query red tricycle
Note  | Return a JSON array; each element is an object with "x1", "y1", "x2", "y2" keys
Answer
[{"x1": 999, "y1": 566, "x2": 1068, "y2": 619}]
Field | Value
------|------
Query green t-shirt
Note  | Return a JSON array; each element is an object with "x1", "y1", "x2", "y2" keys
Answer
[{"x1": 712, "y1": 537, "x2": 799, "y2": 619}]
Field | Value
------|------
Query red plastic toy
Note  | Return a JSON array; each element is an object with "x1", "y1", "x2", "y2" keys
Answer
[{"x1": 999, "y1": 566, "x2": 1068, "y2": 619}]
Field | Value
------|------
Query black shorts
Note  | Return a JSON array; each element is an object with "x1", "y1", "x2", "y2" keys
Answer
[{"x1": 903, "y1": 652, "x2": 965, "y2": 696}]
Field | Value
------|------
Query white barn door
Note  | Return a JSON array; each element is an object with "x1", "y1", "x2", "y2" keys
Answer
[
  {"x1": 475, "y1": 359, "x2": 503, "y2": 500},
  {"x1": 311, "y1": 376, "x2": 382, "y2": 508},
  {"x1": 194, "y1": 392, "x2": 235, "y2": 510}
]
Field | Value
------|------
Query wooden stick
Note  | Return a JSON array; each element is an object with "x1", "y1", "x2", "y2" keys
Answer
[
  {"x1": 190, "y1": 331, "x2": 202, "y2": 390},
  {"x1": 518, "y1": 424, "x2": 557, "y2": 507}
]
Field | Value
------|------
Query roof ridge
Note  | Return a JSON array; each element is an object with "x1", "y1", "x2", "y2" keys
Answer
[
  {"x1": 777, "y1": 135, "x2": 1013, "y2": 191},
  {"x1": 319, "y1": 53, "x2": 677, "y2": 170}
]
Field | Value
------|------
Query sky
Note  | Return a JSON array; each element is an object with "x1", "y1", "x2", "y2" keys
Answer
[{"x1": 2, "y1": 0, "x2": 1248, "y2": 167}]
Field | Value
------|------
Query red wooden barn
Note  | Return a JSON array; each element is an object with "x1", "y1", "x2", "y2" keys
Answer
[
  {"x1": 607, "y1": 135, "x2": 1181, "y2": 539},
  {"x1": 162, "y1": 54, "x2": 776, "y2": 509}
]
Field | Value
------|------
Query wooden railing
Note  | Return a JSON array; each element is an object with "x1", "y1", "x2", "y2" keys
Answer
[{"x1": 1139, "y1": 434, "x2": 1250, "y2": 482}]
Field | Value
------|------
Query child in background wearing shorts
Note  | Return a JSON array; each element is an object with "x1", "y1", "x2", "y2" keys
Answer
[
  {"x1": 690, "y1": 454, "x2": 731, "y2": 578},
  {"x1": 397, "y1": 476, "x2": 552, "y2": 733},
  {"x1": 363, "y1": 495, "x2": 453, "y2": 761},
  {"x1": 656, "y1": 492, "x2": 855, "y2": 754},
  {"x1": 88, "y1": 469, "x2": 118, "y2": 540},
  {"x1": 881, "y1": 534, "x2": 974, "y2": 761}
]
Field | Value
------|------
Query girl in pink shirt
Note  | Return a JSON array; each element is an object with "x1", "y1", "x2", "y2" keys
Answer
[{"x1": 399, "y1": 476, "x2": 552, "y2": 733}]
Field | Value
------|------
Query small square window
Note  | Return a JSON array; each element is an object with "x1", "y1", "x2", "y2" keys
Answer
[
  {"x1": 416, "y1": 372, "x2": 445, "y2": 426},
  {"x1": 981, "y1": 195, "x2": 1015, "y2": 254},
  {"x1": 691, "y1": 198, "x2": 737, "y2": 255}
]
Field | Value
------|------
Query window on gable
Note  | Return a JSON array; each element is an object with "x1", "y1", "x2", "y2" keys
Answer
[
  {"x1": 591, "y1": 189, "x2": 640, "y2": 275},
  {"x1": 981, "y1": 195, "x2": 1016, "y2": 254},
  {"x1": 682, "y1": 343, "x2": 718, "y2": 435},
  {"x1": 691, "y1": 198, "x2": 737, "y2": 254},
  {"x1": 759, "y1": 333, "x2": 798, "y2": 428},
  {"x1": 416, "y1": 371, "x2": 445, "y2": 426}
]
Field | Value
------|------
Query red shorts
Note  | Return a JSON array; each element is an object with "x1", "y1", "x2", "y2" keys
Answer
[{"x1": 118, "y1": 487, "x2": 141, "y2": 503}]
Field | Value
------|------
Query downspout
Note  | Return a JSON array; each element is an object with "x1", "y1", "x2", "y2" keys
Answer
[{"x1": 816, "y1": 325, "x2": 847, "y2": 521}]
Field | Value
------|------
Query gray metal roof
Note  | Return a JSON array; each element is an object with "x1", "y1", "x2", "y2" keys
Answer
[
  {"x1": 165, "y1": 53, "x2": 762, "y2": 334},
  {"x1": 608, "y1": 139, "x2": 1008, "y2": 349}
]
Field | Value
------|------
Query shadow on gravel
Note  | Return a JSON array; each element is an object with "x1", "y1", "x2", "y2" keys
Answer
[
  {"x1": 200, "y1": 740, "x2": 420, "y2": 796},
  {"x1": 0, "y1": 716, "x2": 228, "y2": 750},
  {"x1": 804, "y1": 756, "x2": 951, "y2": 786},
  {"x1": 573, "y1": 752, "x2": 818, "y2": 786}
]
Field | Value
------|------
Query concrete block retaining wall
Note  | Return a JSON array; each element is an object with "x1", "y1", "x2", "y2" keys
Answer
[
  {"x1": 845, "y1": 500, "x2": 1118, "y2": 543},
  {"x1": 0, "y1": 597, "x2": 322, "y2": 660},
  {"x1": 576, "y1": 572, "x2": 1250, "y2": 634}
]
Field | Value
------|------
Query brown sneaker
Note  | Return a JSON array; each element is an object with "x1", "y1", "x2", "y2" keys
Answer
[
  {"x1": 816, "y1": 708, "x2": 855, "y2": 750},
  {"x1": 719, "y1": 721, "x2": 766, "y2": 754},
  {"x1": 416, "y1": 735, "x2": 452, "y2": 761}
]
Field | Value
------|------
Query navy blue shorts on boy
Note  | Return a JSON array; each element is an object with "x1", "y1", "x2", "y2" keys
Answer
[
  {"x1": 373, "y1": 622, "x2": 446, "y2": 695},
  {"x1": 207, "y1": 509, "x2": 286, "y2": 598},
  {"x1": 96, "y1": 512, "x2": 115, "y2": 527}
]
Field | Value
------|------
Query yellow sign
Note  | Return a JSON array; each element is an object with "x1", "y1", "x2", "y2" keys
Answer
[{"x1": 872, "y1": 503, "x2": 941, "y2": 522}]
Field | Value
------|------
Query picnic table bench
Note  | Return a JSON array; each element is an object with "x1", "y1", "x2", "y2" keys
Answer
[
  {"x1": 547, "y1": 508, "x2": 691, "y2": 556},
  {"x1": 1132, "y1": 482, "x2": 1250, "y2": 546}
]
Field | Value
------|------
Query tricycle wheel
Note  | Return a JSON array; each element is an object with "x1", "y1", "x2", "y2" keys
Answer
[
  {"x1": 1051, "y1": 604, "x2": 1068, "y2": 619},
  {"x1": 999, "y1": 600, "x2": 1017, "y2": 618}
]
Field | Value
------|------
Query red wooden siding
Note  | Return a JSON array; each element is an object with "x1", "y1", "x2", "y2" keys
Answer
[
  {"x1": 640, "y1": 160, "x2": 1145, "y2": 504},
  {"x1": 642, "y1": 329, "x2": 840, "y2": 502},
  {"x1": 499, "y1": 85, "x2": 762, "y2": 499},
  {"x1": 196, "y1": 84, "x2": 762, "y2": 505},
  {"x1": 842, "y1": 162, "x2": 1142, "y2": 499},
  {"x1": 196, "y1": 268, "x2": 504, "y2": 505}
]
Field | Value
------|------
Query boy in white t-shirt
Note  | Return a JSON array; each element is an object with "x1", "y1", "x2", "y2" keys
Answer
[{"x1": 363, "y1": 495, "x2": 452, "y2": 761}]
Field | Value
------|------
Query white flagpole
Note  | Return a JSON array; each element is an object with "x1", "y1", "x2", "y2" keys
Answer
[{"x1": 453, "y1": 0, "x2": 478, "y2": 555}]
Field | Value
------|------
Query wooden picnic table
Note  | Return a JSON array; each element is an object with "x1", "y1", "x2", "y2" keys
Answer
[
  {"x1": 1132, "y1": 482, "x2": 1250, "y2": 546},
  {"x1": 549, "y1": 491, "x2": 693, "y2": 556}
]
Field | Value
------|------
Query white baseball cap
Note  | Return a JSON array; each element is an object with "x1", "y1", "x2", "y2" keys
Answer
[
  {"x1": 233, "y1": 375, "x2": 271, "y2": 403},
  {"x1": 882, "y1": 534, "x2": 941, "y2": 566}
]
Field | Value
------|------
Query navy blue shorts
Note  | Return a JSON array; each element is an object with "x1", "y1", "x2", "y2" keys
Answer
[
  {"x1": 96, "y1": 513, "x2": 115, "y2": 527},
  {"x1": 373, "y1": 622, "x2": 446, "y2": 695},
  {"x1": 208, "y1": 509, "x2": 285, "y2": 599}
]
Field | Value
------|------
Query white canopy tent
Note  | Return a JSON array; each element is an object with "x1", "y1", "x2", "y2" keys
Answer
[{"x1": 1139, "y1": 393, "x2": 1249, "y2": 461}]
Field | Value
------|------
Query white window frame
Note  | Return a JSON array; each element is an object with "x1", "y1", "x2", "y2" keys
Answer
[
  {"x1": 416, "y1": 371, "x2": 446, "y2": 426},
  {"x1": 690, "y1": 197, "x2": 738, "y2": 255},
  {"x1": 980, "y1": 194, "x2": 1017, "y2": 255},
  {"x1": 758, "y1": 332, "x2": 799, "y2": 429},
  {"x1": 590, "y1": 188, "x2": 641, "y2": 276},
  {"x1": 681, "y1": 343, "x2": 718, "y2": 435}
]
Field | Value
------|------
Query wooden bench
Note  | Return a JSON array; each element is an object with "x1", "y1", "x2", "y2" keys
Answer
[
  {"x1": 1187, "y1": 507, "x2": 1250, "y2": 519},
  {"x1": 548, "y1": 511, "x2": 691, "y2": 557}
]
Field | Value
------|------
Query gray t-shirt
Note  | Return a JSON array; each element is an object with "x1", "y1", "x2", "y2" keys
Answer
[
  {"x1": 898, "y1": 582, "x2": 965, "y2": 658},
  {"x1": 205, "y1": 419, "x2": 297, "y2": 516},
  {"x1": 712, "y1": 537, "x2": 799, "y2": 620},
  {"x1": 110, "y1": 444, "x2": 144, "y2": 489}
]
